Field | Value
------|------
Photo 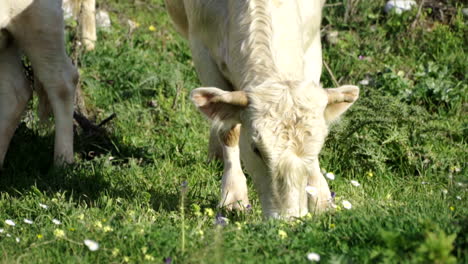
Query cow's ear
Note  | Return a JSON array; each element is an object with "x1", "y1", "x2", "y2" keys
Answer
[
  {"x1": 324, "y1": 85, "x2": 359, "y2": 123},
  {"x1": 190, "y1": 87, "x2": 249, "y2": 122}
]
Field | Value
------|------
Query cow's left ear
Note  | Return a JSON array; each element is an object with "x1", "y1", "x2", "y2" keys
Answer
[
  {"x1": 190, "y1": 87, "x2": 249, "y2": 122},
  {"x1": 324, "y1": 85, "x2": 359, "y2": 123}
]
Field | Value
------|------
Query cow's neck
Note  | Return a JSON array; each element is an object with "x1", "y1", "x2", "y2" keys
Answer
[{"x1": 227, "y1": 0, "x2": 304, "y2": 90}]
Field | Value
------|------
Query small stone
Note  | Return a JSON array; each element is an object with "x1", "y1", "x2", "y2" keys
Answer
[
  {"x1": 326, "y1": 31, "x2": 339, "y2": 45},
  {"x1": 127, "y1": 19, "x2": 139, "y2": 31},
  {"x1": 462, "y1": 8, "x2": 468, "y2": 18},
  {"x1": 96, "y1": 10, "x2": 111, "y2": 30},
  {"x1": 384, "y1": 0, "x2": 417, "y2": 15},
  {"x1": 147, "y1": 100, "x2": 158, "y2": 108}
]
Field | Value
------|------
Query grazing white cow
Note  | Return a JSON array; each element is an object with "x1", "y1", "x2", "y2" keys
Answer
[
  {"x1": 63, "y1": 0, "x2": 96, "y2": 51},
  {"x1": 0, "y1": 0, "x2": 78, "y2": 167},
  {"x1": 166, "y1": 0, "x2": 359, "y2": 218}
]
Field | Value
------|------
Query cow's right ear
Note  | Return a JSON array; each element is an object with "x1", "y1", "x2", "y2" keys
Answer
[{"x1": 190, "y1": 87, "x2": 249, "y2": 122}]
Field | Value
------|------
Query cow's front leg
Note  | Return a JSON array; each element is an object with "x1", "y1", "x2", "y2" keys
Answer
[
  {"x1": 11, "y1": 5, "x2": 78, "y2": 166},
  {"x1": 307, "y1": 159, "x2": 332, "y2": 213},
  {"x1": 219, "y1": 124, "x2": 250, "y2": 210}
]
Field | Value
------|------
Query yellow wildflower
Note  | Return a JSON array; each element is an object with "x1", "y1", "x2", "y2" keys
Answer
[
  {"x1": 148, "y1": 25, "x2": 156, "y2": 31},
  {"x1": 278, "y1": 230, "x2": 287, "y2": 239},
  {"x1": 77, "y1": 213, "x2": 84, "y2": 220},
  {"x1": 197, "y1": 230, "x2": 204, "y2": 236},
  {"x1": 54, "y1": 229, "x2": 65, "y2": 238},
  {"x1": 103, "y1": 225, "x2": 113, "y2": 233},
  {"x1": 37, "y1": 234, "x2": 43, "y2": 239},
  {"x1": 204, "y1": 208, "x2": 214, "y2": 217},
  {"x1": 94, "y1": 221, "x2": 103, "y2": 229}
]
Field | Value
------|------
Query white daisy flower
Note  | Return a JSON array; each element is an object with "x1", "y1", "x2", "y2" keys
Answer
[
  {"x1": 442, "y1": 189, "x2": 448, "y2": 194},
  {"x1": 456, "y1": 196, "x2": 462, "y2": 200},
  {"x1": 6, "y1": 233, "x2": 11, "y2": 237},
  {"x1": 39, "y1": 203, "x2": 48, "y2": 209},
  {"x1": 342, "y1": 200, "x2": 352, "y2": 210},
  {"x1": 5, "y1": 220, "x2": 15, "y2": 226},
  {"x1": 305, "y1": 186, "x2": 318, "y2": 197},
  {"x1": 15, "y1": 237, "x2": 20, "y2": 243},
  {"x1": 84, "y1": 239, "x2": 99, "y2": 251},
  {"x1": 359, "y1": 79, "x2": 369, "y2": 86},
  {"x1": 0, "y1": 228, "x2": 4, "y2": 233},
  {"x1": 325, "y1": 172, "x2": 335, "y2": 180},
  {"x1": 24, "y1": 219, "x2": 33, "y2": 224},
  {"x1": 52, "y1": 219, "x2": 61, "y2": 225},
  {"x1": 307, "y1": 252, "x2": 320, "y2": 262},
  {"x1": 350, "y1": 180, "x2": 360, "y2": 187}
]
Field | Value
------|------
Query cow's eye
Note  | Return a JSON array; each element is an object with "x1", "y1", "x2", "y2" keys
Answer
[{"x1": 252, "y1": 144, "x2": 262, "y2": 157}]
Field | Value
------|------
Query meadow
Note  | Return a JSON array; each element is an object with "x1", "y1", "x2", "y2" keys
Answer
[{"x1": 1, "y1": 0, "x2": 467, "y2": 263}]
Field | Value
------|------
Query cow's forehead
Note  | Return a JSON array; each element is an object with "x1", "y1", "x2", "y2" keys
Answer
[
  {"x1": 246, "y1": 104, "x2": 328, "y2": 159},
  {"x1": 246, "y1": 81, "x2": 328, "y2": 112}
]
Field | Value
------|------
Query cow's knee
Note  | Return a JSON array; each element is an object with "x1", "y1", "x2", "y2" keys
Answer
[{"x1": 43, "y1": 61, "x2": 78, "y2": 104}]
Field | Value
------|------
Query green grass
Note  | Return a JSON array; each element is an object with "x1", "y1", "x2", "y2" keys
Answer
[{"x1": 1, "y1": 0, "x2": 467, "y2": 263}]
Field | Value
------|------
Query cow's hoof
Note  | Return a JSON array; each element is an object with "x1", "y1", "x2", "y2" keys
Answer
[{"x1": 219, "y1": 192, "x2": 250, "y2": 211}]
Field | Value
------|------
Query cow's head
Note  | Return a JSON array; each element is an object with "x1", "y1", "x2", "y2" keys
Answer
[{"x1": 191, "y1": 81, "x2": 359, "y2": 218}]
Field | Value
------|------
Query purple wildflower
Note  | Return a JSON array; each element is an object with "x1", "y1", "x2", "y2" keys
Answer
[{"x1": 215, "y1": 213, "x2": 229, "y2": 226}]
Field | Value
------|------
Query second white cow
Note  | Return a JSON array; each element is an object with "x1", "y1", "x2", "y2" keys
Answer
[{"x1": 166, "y1": 0, "x2": 359, "y2": 218}]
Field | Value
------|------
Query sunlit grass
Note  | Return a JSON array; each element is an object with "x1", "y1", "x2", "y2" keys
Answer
[{"x1": 1, "y1": 0, "x2": 466, "y2": 263}]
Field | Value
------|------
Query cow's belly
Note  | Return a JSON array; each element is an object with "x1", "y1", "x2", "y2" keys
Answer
[
  {"x1": 1, "y1": 0, "x2": 36, "y2": 28},
  {"x1": 0, "y1": 6, "x2": 9, "y2": 28}
]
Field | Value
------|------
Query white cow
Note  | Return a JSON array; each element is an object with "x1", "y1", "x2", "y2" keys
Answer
[
  {"x1": 166, "y1": 0, "x2": 359, "y2": 218},
  {"x1": 0, "y1": 0, "x2": 78, "y2": 167}
]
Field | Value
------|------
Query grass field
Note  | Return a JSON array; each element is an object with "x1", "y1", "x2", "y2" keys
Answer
[{"x1": 1, "y1": 0, "x2": 467, "y2": 263}]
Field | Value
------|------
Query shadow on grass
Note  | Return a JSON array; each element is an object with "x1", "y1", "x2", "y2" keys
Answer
[{"x1": 0, "y1": 122, "x2": 183, "y2": 210}]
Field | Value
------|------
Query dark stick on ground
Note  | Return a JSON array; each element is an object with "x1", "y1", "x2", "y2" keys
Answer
[{"x1": 73, "y1": 111, "x2": 116, "y2": 136}]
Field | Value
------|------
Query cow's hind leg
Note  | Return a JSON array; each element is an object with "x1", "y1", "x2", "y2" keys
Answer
[
  {"x1": 0, "y1": 44, "x2": 32, "y2": 168},
  {"x1": 8, "y1": 4, "x2": 78, "y2": 166}
]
